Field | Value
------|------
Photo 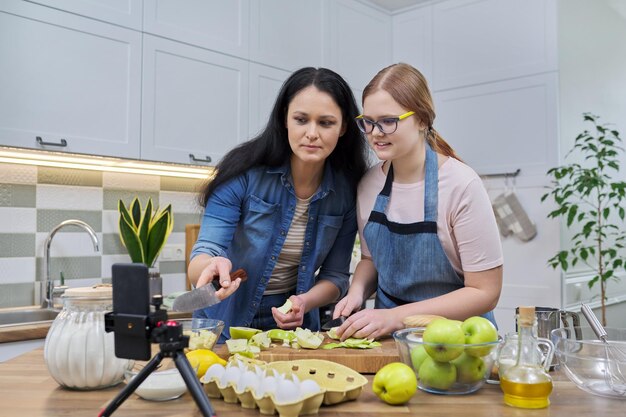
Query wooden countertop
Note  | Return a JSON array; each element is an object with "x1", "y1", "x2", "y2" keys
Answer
[{"x1": 0, "y1": 348, "x2": 623, "y2": 417}]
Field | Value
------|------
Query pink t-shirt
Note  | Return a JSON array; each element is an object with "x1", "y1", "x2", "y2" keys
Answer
[{"x1": 357, "y1": 158, "x2": 503, "y2": 274}]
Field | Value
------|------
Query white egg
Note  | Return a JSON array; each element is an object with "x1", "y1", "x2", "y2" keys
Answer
[
  {"x1": 300, "y1": 379, "x2": 321, "y2": 397},
  {"x1": 201, "y1": 363, "x2": 225, "y2": 383},
  {"x1": 259, "y1": 375, "x2": 278, "y2": 397},
  {"x1": 219, "y1": 365, "x2": 241, "y2": 387},
  {"x1": 274, "y1": 379, "x2": 301, "y2": 404},
  {"x1": 236, "y1": 370, "x2": 259, "y2": 393}
]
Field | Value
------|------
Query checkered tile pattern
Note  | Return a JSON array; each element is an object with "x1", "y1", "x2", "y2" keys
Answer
[{"x1": 0, "y1": 163, "x2": 204, "y2": 308}]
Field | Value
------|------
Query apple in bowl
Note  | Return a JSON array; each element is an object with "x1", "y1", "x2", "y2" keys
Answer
[{"x1": 393, "y1": 316, "x2": 500, "y2": 395}]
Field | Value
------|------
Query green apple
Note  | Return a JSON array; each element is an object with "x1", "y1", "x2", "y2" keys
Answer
[
  {"x1": 422, "y1": 319, "x2": 465, "y2": 362},
  {"x1": 461, "y1": 316, "x2": 498, "y2": 357},
  {"x1": 410, "y1": 345, "x2": 429, "y2": 373},
  {"x1": 372, "y1": 362, "x2": 418, "y2": 405},
  {"x1": 229, "y1": 326, "x2": 262, "y2": 340},
  {"x1": 418, "y1": 357, "x2": 457, "y2": 390},
  {"x1": 452, "y1": 352, "x2": 486, "y2": 383}
]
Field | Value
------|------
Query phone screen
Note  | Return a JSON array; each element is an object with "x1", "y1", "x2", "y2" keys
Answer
[{"x1": 111, "y1": 263, "x2": 151, "y2": 360}]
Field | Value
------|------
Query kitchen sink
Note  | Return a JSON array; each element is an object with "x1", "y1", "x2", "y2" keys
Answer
[{"x1": 0, "y1": 308, "x2": 59, "y2": 327}]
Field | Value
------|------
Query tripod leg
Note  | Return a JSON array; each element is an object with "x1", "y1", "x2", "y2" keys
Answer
[
  {"x1": 99, "y1": 352, "x2": 164, "y2": 417},
  {"x1": 173, "y1": 351, "x2": 216, "y2": 417}
]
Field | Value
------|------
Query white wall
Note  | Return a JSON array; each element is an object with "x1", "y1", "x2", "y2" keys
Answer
[{"x1": 558, "y1": 0, "x2": 626, "y2": 320}]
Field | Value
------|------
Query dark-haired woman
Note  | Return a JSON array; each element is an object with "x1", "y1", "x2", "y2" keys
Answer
[
  {"x1": 188, "y1": 67, "x2": 368, "y2": 340},
  {"x1": 333, "y1": 63, "x2": 503, "y2": 340}
]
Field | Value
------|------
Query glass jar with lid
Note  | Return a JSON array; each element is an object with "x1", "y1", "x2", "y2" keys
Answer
[{"x1": 44, "y1": 285, "x2": 133, "y2": 390}]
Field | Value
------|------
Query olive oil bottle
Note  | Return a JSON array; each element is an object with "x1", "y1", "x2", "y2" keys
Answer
[{"x1": 500, "y1": 306, "x2": 553, "y2": 408}]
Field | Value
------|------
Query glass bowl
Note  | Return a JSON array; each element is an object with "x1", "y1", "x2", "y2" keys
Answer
[
  {"x1": 124, "y1": 367, "x2": 189, "y2": 401},
  {"x1": 551, "y1": 326, "x2": 626, "y2": 399},
  {"x1": 177, "y1": 318, "x2": 224, "y2": 350},
  {"x1": 393, "y1": 327, "x2": 501, "y2": 395}
]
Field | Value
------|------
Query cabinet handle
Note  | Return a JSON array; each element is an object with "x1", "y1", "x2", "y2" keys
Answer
[
  {"x1": 36, "y1": 136, "x2": 67, "y2": 147},
  {"x1": 189, "y1": 154, "x2": 212, "y2": 164}
]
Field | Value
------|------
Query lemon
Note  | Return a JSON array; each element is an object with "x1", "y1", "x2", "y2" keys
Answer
[
  {"x1": 229, "y1": 326, "x2": 262, "y2": 340},
  {"x1": 186, "y1": 349, "x2": 227, "y2": 378}
]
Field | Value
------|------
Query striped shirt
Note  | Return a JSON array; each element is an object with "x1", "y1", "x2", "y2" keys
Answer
[{"x1": 264, "y1": 195, "x2": 312, "y2": 295}]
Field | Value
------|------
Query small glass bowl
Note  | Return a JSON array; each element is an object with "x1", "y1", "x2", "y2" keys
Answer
[
  {"x1": 124, "y1": 367, "x2": 189, "y2": 401},
  {"x1": 177, "y1": 318, "x2": 224, "y2": 350},
  {"x1": 394, "y1": 327, "x2": 501, "y2": 395}
]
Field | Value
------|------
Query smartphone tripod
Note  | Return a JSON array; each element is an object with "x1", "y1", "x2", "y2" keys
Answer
[{"x1": 101, "y1": 297, "x2": 216, "y2": 417}]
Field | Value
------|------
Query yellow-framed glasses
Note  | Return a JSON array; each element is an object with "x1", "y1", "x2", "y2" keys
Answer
[{"x1": 355, "y1": 111, "x2": 415, "y2": 134}]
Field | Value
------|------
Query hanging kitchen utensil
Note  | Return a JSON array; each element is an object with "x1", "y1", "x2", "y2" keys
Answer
[{"x1": 491, "y1": 174, "x2": 536, "y2": 241}]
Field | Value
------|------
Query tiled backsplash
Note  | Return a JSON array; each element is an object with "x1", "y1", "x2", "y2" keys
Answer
[{"x1": 0, "y1": 162, "x2": 205, "y2": 308}]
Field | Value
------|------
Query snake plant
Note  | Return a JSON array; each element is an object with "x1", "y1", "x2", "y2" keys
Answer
[{"x1": 118, "y1": 197, "x2": 173, "y2": 267}]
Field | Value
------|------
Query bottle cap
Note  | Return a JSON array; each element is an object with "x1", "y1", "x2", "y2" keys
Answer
[{"x1": 518, "y1": 306, "x2": 535, "y2": 326}]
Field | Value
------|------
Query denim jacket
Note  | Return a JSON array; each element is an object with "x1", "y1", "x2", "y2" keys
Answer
[{"x1": 191, "y1": 162, "x2": 357, "y2": 340}]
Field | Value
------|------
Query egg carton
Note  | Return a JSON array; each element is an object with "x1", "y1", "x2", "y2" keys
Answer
[
  {"x1": 267, "y1": 359, "x2": 368, "y2": 405},
  {"x1": 201, "y1": 359, "x2": 366, "y2": 417}
]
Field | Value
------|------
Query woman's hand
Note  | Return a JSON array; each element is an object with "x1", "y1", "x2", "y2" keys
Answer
[
  {"x1": 196, "y1": 256, "x2": 241, "y2": 300},
  {"x1": 335, "y1": 308, "x2": 403, "y2": 341},
  {"x1": 271, "y1": 295, "x2": 306, "y2": 329},
  {"x1": 332, "y1": 292, "x2": 365, "y2": 320}
]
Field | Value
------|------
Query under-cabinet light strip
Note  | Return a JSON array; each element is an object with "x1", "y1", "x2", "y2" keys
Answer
[{"x1": 0, "y1": 148, "x2": 214, "y2": 179}]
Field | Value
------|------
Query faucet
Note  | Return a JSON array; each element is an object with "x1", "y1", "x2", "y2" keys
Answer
[{"x1": 42, "y1": 220, "x2": 100, "y2": 309}]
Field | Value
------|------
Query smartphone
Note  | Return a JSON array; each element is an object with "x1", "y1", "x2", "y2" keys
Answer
[{"x1": 111, "y1": 263, "x2": 151, "y2": 360}]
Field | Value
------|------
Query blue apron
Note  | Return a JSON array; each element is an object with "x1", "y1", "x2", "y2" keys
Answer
[{"x1": 363, "y1": 143, "x2": 496, "y2": 326}]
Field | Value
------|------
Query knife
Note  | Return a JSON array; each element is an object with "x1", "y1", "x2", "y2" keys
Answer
[
  {"x1": 321, "y1": 315, "x2": 347, "y2": 331},
  {"x1": 171, "y1": 268, "x2": 247, "y2": 312}
]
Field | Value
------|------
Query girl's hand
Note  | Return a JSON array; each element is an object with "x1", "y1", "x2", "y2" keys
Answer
[
  {"x1": 271, "y1": 295, "x2": 306, "y2": 329},
  {"x1": 196, "y1": 256, "x2": 240, "y2": 300},
  {"x1": 332, "y1": 292, "x2": 364, "y2": 320},
  {"x1": 335, "y1": 308, "x2": 402, "y2": 341}
]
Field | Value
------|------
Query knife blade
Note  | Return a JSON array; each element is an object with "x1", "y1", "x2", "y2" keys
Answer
[
  {"x1": 171, "y1": 268, "x2": 247, "y2": 312},
  {"x1": 171, "y1": 284, "x2": 221, "y2": 312},
  {"x1": 321, "y1": 315, "x2": 347, "y2": 330}
]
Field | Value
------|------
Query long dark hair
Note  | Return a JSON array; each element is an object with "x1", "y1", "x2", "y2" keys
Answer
[{"x1": 200, "y1": 67, "x2": 368, "y2": 206}]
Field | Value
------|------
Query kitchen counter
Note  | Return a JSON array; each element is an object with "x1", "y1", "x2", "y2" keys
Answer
[{"x1": 0, "y1": 348, "x2": 623, "y2": 417}]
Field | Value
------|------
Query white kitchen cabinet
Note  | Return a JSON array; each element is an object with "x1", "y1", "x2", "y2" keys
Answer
[
  {"x1": 433, "y1": 72, "x2": 558, "y2": 180},
  {"x1": 431, "y1": 0, "x2": 557, "y2": 91},
  {"x1": 325, "y1": 0, "x2": 392, "y2": 93},
  {"x1": 141, "y1": 35, "x2": 249, "y2": 165},
  {"x1": 248, "y1": 63, "x2": 290, "y2": 138},
  {"x1": 249, "y1": 0, "x2": 324, "y2": 71},
  {"x1": 392, "y1": 5, "x2": 433, "y2": 82},
  {"x1": 0, "y1": 0, "x2": 142, "y2": 159},
  {"x1": 143, "y1": 0, "x2": 250, "y2": 59},
  {"x1": 27, "y1": 0, "x2": 143, "y2": 30}
]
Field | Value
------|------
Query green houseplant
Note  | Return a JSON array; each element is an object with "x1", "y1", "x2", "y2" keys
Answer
[
  {"x1": 118, "y1": 197, "x2": 174, "y2": 268},
  {"x1": 542, "y1": 113, "x2": 626, "y2": 325}
]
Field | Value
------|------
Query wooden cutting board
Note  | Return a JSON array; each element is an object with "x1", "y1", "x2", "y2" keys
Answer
[{"x1": 214, "y1": 336, "x2": 400, "y2": 374}]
